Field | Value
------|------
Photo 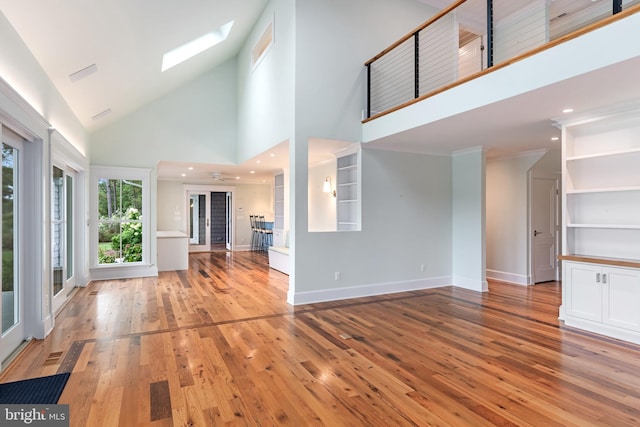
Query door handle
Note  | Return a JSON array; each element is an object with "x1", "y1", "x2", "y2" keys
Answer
[
  {"x1": 206, "y1": 218, "x2": 209, "y2": 227},
  {"x1": 534, "y1": 230, "x2": 542, "y2": 236}
]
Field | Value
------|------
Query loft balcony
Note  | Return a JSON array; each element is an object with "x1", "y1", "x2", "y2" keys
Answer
[{"x1": 362, "y1": 0, "x2": 640, "y2": 157}]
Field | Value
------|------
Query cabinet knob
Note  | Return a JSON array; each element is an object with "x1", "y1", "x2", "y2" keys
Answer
[
  {"x1": 602, "y1": 273, "x2": 607, "y2": 284},
  {"x1": 596, "y1": 273, "x2": 601, "y2": 283},
  {"x1": 534, "y1": 230, "x2": 542, "y2": 236}
]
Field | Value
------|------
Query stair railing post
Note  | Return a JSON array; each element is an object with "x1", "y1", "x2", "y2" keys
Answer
[
  {"x1": 487, "y1": 0, "x2": 494, "y2": 68},
  {"x1": 414, "y1": 31, "x2": 420, "y2": 99}
]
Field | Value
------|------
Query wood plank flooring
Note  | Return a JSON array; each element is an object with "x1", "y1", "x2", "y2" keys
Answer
[{"x1": 2, "y1": 251, "x2": 640, "y2": 426}]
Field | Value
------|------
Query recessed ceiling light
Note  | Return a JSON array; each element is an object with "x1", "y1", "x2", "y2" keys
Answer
[
  {"x1": 161, "y1": 21, "x2": 234, "y2": 72},
  {"x1": 91, "y1": 108, "x2": 112, "y2": 121},
  {"x1": 256, "y1": 160, "x2": 261, "y2": 164},
  {"x1": 250, "y1": 170, "x2": 255, "y2": 174},
  {"x1": 562, "y1": 108, "x2": 574, "y2": 113},
  {"x1": 69, "y1": 64, "x2": 98, "y2": 82},
  {"x1": 235, "y1": 176, "x2": 240, "y2": 180},
  {"x1": 181, "y1": 173, "x2": 186, "y2": 177},
  {"x1": 270, "y1": 153, "x2": 275, "y2": 158},
  {"x1": 551, "y1": 136, "x2": 559, "y2": 141},
  {"x1": 188, "y1": 167, "x2": 193, "y2": 170}
]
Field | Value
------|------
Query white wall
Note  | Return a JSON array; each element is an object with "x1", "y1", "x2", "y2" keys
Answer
[
  {"x1": 452, "y1": 148, "x2": 487, "y2": 291},
  {"x1": 89, "y1": 59, "x2": 237, "y2": 167},
  {"x1": 0, "y1": 11, "x2": 87, "y2": 155},
  {"x1": 290, "y1": 149, "x2": 453, "y2": 304},
  {"x1": 308, "y1": 160, "x2": 336, "y2": 232},
  {"x1": 288, "y1": 0, "x2": 440, "y2": 303},
  {"x1": 486, "y1": 151, "x2": 545, "y2": 284},
  {"x1": 236, "y1": 0, "x2": 295, "y2": 163},
  {"x1": 157, "y1": 180, "x2": 273, "y2": 250}
]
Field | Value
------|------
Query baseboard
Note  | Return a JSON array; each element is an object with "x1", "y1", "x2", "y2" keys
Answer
[
  {"x1": 452, "y1": 276, "x2": 489, "y2": 292},
  {"x1": 288, "y1": 276, "x2": 452, "y2": 305},
  {"x1": 562, "y1": 315, "x2": 640, "y2": 345},
  {"x1": 90, "y1": 264, "x2": 159, "y2": 281},
  {"x1": 486, "y1": 269, "x2": 530, "y2": 286}
]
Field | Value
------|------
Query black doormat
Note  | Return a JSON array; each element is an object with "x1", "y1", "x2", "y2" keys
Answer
[{"x1": 0, "y1": 372, "x2": 70, "y2": 404}]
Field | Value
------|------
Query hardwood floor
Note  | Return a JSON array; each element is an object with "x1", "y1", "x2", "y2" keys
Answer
[{"x1": 2, "y1": 251, "x2": 640, "y2": 426}]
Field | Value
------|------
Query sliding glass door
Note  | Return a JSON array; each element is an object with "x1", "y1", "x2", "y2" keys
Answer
[{"x1": 0, "y1": 130, "x2": 25, "y2": 365}]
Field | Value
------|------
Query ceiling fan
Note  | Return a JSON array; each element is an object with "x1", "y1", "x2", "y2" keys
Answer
[{"x1": 211, "y1": 172, "x2": 234, "y2": 182}]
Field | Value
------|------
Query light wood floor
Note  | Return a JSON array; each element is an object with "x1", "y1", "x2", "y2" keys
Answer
[{"x1": 2, "y1": 251, "x2": 640, "y2": 426}]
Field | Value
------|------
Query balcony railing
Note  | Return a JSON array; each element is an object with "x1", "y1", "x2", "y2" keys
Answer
[{"x1": 364, "y1": 0, "x2": 640, "y2": 121}]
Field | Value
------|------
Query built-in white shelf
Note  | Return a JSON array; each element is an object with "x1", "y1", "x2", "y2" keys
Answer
[
  {"x1": 567, "y1": 186, "x2": 640, "y2": 194},
  {"x1": 567, "y1": 223, "x2": 640, "y2": 229},
  {"x1": 566, "y1": 146, "x2": 640, "y2": 161}
]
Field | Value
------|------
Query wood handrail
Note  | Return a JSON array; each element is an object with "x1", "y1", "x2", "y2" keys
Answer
[
  {"x1": 362, "y1": 2, "x2": 640, "y2": 123},
  {"x1": 364, "y1": 0, "x2": 469, "y2": 66}
]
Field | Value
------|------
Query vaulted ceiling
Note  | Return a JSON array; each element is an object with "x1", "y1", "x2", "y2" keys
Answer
[{"x1": 0, "y1": 1, "x2": 268, "y2": 132}]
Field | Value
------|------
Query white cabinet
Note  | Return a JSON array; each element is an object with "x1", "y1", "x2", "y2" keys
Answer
[
  {"x1": 565, "y1": 262, "x2": 602, "y2": 322},
  {"x1": 559, "y1": 107, "x2": 640, "y2": 344},
  {"x1": 603, "y1": 266, "x2": 640, "y2": 331},
  {"x1": 565, "y1": 261, "x2": 640, "y2": 332}
]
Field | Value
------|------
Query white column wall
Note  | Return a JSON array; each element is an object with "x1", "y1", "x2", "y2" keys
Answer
[{"x1": 452, "y1": 147, "x2": 487, "y2": 292}]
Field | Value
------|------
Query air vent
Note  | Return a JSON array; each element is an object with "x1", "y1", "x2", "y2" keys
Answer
[
  {"x1": 69, "y1": 64, "x2": 98, "y2": 82},
  {"x1": 92, "y1": 108, "x2": 112, "y2": 121}
]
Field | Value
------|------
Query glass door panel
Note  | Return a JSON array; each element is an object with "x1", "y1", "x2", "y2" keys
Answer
[
  {"x1": 189, "y1": 192, "x2": 209, "y2": 252},
  {"x1": 52, "y1": 166, "x2": 76, "y2": 313},
  {"x1": 1, "y1": 135, "x2": 24, "y2": 365}
]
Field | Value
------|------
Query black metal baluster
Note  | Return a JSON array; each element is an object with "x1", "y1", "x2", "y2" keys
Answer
[
  {"x1": 366, "y1": 63, "x2": 371, "y2": 119},
  {"x1": 414, "y1": 31, "x2": 420, "y2": 99},
  {"x1": 487, "y1": 0, "x2": 493, "y2": 68},
  {"x1": 613, "y1": 0, "x2": 622, "y2": 14}
]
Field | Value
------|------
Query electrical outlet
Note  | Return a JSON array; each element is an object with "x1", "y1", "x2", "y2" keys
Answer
[{"x1": 335, "y1": 272, "x2": 341, "y2": 281}]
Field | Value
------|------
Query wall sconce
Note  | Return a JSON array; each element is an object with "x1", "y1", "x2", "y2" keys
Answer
[{"x1": 323, "y1": 176, "x2": 336, "y2": 197}]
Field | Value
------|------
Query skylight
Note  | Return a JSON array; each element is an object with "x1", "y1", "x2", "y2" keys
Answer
[{"x1": 161, "y1": 21, "x2": 234, "y2": 72}]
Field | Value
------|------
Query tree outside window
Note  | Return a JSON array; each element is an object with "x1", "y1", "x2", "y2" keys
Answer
[{"x1": 97, "y1": 178, "x2": 143, "y2": 264}]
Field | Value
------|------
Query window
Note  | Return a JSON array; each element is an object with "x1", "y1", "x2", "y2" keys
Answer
[
  {"x1": 91, "y1": 167, "x2": 149, "y2": 267},
  {"x1": 251, "y1": 19, "x2": 274, "y2": 68}
]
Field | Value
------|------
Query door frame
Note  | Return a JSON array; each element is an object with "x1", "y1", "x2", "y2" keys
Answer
[
  {"x1": 528, "y1": 170, "x2": 561, "y2": 284},
  {"x1": 184, "y1": 184, "x2": 235, "y2": 252},
  {"x1": 51, "y1": 165, "x2": 78, "y2": 314}
]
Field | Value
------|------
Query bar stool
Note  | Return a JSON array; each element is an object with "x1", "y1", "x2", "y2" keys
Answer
[
  {"x1": 257, "y1": 215, "x2": 273, "y2": 251},
  {"x1": 249, "y1": 215, "x2": 260, "y2": 251}
]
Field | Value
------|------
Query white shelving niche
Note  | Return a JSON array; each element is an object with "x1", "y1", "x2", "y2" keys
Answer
[
  {"x1": 336, "y1": 152, "x2": 360, "y2": 231},
  {"x1": 559, "y1": 107, "x2": 640, "y2": 344}
]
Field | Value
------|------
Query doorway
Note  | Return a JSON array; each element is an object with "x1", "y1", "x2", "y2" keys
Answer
[
  {"x1": 530, "y1": 173, "x2": 560, "y2": 283},
  {"x1": 187, "y1": 186, "x2": 233, "y2": 252}
]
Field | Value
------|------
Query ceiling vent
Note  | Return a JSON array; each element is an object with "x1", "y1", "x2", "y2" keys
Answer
[{"x1": 69, "y1": 64, "x2": 98, "y2": 82}]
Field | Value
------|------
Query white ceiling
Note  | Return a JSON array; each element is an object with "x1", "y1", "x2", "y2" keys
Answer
[{"x1": 0, "y1": 0, "x2": 268, "y2": 131}]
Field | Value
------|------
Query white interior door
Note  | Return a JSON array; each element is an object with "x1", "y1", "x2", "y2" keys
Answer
[
  {"x1": 188, "y1": 192, "x2": 210, "y2": 252},
  {"x1": 0, "y1": 130, "x2": 25, "y2": 365},
  {"x1": 52, "y1": 166, "x2": 76, "y2": 313},
  {"x1": 532, "y1": 175, "x2": 559, "y2": 283}
]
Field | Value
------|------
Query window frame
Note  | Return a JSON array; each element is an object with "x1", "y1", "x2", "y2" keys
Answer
[{"x1": 90, "y1": 166, "x2": 150, "y2": 270}]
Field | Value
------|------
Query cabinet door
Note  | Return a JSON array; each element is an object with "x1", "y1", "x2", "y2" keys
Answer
[
  {"x1": 603, "y1": 267, "x2": 640, "y2": 331},
  {"x1": 566, "y1": 262, "x2": 602, "y2": 322}
]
